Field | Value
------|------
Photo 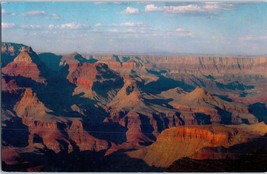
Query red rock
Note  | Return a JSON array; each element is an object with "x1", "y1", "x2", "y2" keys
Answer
[
  {"x1": 2, "y1": 51, "x2": 46, "y2": 83},
  {"x1": 13, "y1": 88, "x2": 51, "y2": 118},
  {"x1": 67, "y1": 119, "x2": 110, "y2": 151},
  {"x1": 1, "y1": 146, "x2": 20, "y2": 165}
]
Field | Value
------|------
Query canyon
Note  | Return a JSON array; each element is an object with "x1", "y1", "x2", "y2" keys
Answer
[{"x1": 2, "y1": 42, "x2": 267, "y2": 172}]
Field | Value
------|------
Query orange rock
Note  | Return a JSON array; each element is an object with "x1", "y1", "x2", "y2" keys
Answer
[
  {"x1": 126, "y1": 124, "x2": 262, "y2": 168},
  {"x1": 2, "y1": 51, "x2": 46, "y2": 83}
]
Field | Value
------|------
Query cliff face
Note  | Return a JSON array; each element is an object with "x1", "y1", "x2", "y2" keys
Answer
[
  {"x1": 67, "y1": 119, "x2": 110, "y2": 152},
  {"x1": 143, "y1": 56, "x2": 267, "y2": 77},
  {"x1": 2, "y1": 76, "x2": 21, "y2": 92},
  {"x1": 127, "y1": 123, "x2": 267, "y2": 168},
  {"x1": 60, "y1": 54, "x2": 123, "y2": 100},
  {"x1": 97, "y1": 55, "x2": 267, "y2": 82},
  {"x1": 13, "y1": 88, "x2": 51, "y2": 118},
  {"x1": 5, "y1": 87, "x2": 110, "y2": 154},
  {"x1": 1, "y1": 43, "x2": 28, "y2": 67},
  {"x1": 2, "y1": 49, "x2": 46, "y2": 83}
]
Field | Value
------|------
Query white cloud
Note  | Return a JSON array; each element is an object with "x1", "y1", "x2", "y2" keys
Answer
[
  {"x1": 144, "y1": 4, "x2": 162, "y2": 12},
  {"x1": 2, "y1": 9, "x2": 17, "y2": 16},
  {"x1": 203, "y1": 3, "x2": 220, "y2": 11},
  {"x1": 119, "y1": 22, "x2": 144, "y2": 27},
  {"x1": 175, "y1": 28, "x2": 193, "y2": 36},
  {"x1": 48, "y1": 24, "x2": 56, "y2": 29},
  {"x1": 203, "y1": 2, "x2": 233, "y2": 12},
  {"x1": 21, "y1": 25, "x2": 41, "y2": 29},
  {"x1": 143, "y1": 3, "x2": 234, "y2": 14},
  {"x1": 122, "y1": 7, "x2": 139, "y2": 14},
  {"x1": 240, "y1": 35, "x2": 267, "y2": 41},
  {"x1": 175, "y1": 28, "x2": 185, "y2": 32},
  {"x1": 94, "y1": 22, "x2": 144, "y2": 28},
  {"x1": 23, "y1": 10, "x2": 47, "y2": 16},
  {"x1": 61, "y1": 23, "x2": 84, "y2": 29},
  {"x1": 108, "y1": 29, "x2": 119, "y2": 33},
  {"x1": 127, "y1": 28, "x2": 137, "y2": 33},
  {"x1": 51, "y1": 13, "x2": 60, "y2": 20},
  {"x1": 164, "y1": 4, "x2": 202, "y2": 13},
  {"x1": 92, "y1": 22, "x2": 149, "y2": 34},
  {"x1": 95, "y1": 23, "x2": 102, "y2": 27},
  {"x1": 48, "y1": 23, "x2": 88, "y2": 30},
  {"x1": 119, "y1": 3, "x2": 234, "y2": 16},
  {"x1": 2, "y1": 22, "x2": 16, "y2": 29},
  {"x1": 95, "y1": 2, "x2": 124, "y2": 5}
]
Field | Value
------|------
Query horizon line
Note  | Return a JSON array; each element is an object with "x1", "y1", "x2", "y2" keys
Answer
[
  {"x1": 2, "y1": 0, "x2": 267, "y2": 2},
  {"x1": 2, "y1": 41, "x2": 267, "y2": 57}
]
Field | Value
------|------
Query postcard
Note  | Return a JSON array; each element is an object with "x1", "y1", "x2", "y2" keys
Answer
[{"x1": 2, "y1": 1, "x2": 267, "y2": 172}]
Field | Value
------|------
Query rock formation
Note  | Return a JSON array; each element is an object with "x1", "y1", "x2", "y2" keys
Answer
[
  {"x1": 2, "y1": 47, "x2": 46, "y2": 83},
  {"x1": 2, "y1": 42, "x2": 267, "y2": 172},
  {"x1": 127, "y1": 123, "x2": 267, "y2": 168}
]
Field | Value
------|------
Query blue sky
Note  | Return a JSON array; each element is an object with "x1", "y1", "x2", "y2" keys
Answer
[{"x1": 2, "y1": 2, "x2": 267, "y2": 55}]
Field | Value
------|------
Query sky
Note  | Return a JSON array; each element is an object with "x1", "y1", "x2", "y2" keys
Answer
[{"x1": 2, "y1": 1, "x2": 267, "y2": 55}]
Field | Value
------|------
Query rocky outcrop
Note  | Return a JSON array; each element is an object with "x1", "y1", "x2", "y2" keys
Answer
[
  {"x1": 21, "y1": 118, "x2": 110, "y2": 153},
  {"x1": 1, "y1": 43, "x2": 28, "y2": 67},
  {"x1": 71, "y1": 63, "x2": 123, "y2": 99},
  {"x1": 2, "y1": 76, "x2": 22, "y2": 92},
  {"x1": 13, "y1": 88, "x2": 51, "y2": 118},
  {"x1": 143, "y1": 56, "x2": 267, "y2": 77},
  {"x1": 2, "y1": 48, "x2": 46, "y2": 83},
  {"x1": 190, "y1": 123, "x2": 267, "y2": 161},
  {"x1": 60, "y1": 54, "x2": 123, "y2": 100},
  {"x1": 67, "y1": 119, "x2": 110, "y2": 151},
  {"x1": 127, "y1": 123, "x2": 267, "y2": 168},
  {"x1": 161, "y1": 87, "x2": 257, "y2": 124},
  {"x1": 2, "y1": 146, "x2": 20, "y2": 165},
  {"x1": 11, "y1": 88, "x2": 108, "y2": 152},
  {"x1": 108, "y1": 78, "x2": 144, "y2": 112}
]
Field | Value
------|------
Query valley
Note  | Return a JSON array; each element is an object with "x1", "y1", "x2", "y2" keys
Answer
[{"x1": 2, "y1": 42, "x2": 267, "y2": 172}]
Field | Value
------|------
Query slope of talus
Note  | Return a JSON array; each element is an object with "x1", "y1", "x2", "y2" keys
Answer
[
  {"x1": 160, "y1": 86, "x2": 257, "y2": 124},
  {"x1": 108, "y1": 78, "x2": 146, "y2": 113}
]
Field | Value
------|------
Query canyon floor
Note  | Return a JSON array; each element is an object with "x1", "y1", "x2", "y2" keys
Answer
[{"x1": 2, "y1": 42, "x2": 267, "y2": 172}]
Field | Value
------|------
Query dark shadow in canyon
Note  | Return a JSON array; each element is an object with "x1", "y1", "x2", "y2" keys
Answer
[
  {"x1": 215, "y1": 81, "x2": 254, "y2": 91},
  {"x1": 83, "y1": 121, "x2": 127, "y2": 144},
  {"x1": 2, "y1": 117, "x2": 29, "y2": 147},
  {"x1": 195, "y1": 113, "x2": 211, "y2": 125},
  {"x1": 2, "y1": 148, "x2": 163, "y2": 172},
  {"x1": 167, "y1": 134, "x2": 267, "y2": 172},
  {"x1": 249, "y1": 103, "x2": 267, "y2": 123},
  {"x1": 217, "y1": 107, "x2": 232, "y2": 124},
  {"x1": 139, "y1": 114, "x2": 156, "y2": 142},
  {"x1": 140, "y1": 76, "x2": 194, "y2": 95},
  {"x1": 212, "y1": 94, "x2": 233, "y2": 102}
]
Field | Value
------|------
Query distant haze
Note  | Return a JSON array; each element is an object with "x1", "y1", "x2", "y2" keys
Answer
[{"x1": 2, "y1": 2, "x2": 267, "y2": 55}]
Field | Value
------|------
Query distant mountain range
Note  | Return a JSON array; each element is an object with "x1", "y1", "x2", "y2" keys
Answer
[{"x1": 2, "y1": 42, "x2": 267, "y2": 172}]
